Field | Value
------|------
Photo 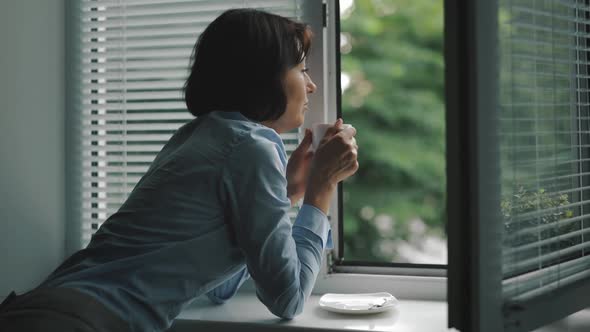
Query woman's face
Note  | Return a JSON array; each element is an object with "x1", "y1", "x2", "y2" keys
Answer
[{"x1": 264, "y1": 61, "x2": 317, "y2": 133}]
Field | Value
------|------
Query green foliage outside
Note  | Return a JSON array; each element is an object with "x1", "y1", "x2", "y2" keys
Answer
[{"x1": 340, "y1": 0, "x2": 446, "y2": 262}]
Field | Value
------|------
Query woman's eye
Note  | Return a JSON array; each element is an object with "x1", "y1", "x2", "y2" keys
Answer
[{"x1": 302, "y1": 68, "x2": 309, "y2": 73}]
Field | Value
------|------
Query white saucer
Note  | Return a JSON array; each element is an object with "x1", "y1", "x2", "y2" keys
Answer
[{"x1": 318, "y1": 292, "x2": 398, "y2": 314}]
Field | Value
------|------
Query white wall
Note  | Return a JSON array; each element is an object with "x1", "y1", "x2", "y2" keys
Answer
[{"x1": 0, "y1": 0, "x2": 65, "y2": 296}]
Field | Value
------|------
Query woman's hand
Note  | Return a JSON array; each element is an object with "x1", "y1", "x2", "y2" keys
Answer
[
  {"x1": 304, "y1": 119, "x2": 359, "y2": 214},
  {"x1": 286, "y1": 128, "x2": 314, "y2": 206},
  {"x1": 313, "y1": 119, "x2": 359, "y2": 184}
]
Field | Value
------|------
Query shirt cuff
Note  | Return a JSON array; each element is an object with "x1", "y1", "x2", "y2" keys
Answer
[{"x1": 293, "y1": 204, "x2": 333, "y2": 250}]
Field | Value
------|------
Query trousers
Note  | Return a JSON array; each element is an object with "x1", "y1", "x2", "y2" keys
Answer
[{"x1": 0, "y1": 287, "x2": 131, "y2": 332}]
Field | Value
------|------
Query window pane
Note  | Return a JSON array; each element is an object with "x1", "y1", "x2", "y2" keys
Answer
[
  {"x1": 499, "y1": 0, "x2": 590, "y2": 300},
  {"x1": 340, "y1": 0, "x2": 446, "y2": 264}
]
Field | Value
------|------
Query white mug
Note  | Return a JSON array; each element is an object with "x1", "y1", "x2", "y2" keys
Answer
[{"x1": 311, "y1": 123, "x2": 354, "y2": 151}]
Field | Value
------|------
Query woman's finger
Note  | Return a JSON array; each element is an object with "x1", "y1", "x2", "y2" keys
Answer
[
  {"x1": 299, "y1": 128, "x2": 313, "y2": 147},
  {"x1": 293, "y1": 129, "x2": 313, "y2": 156},
  {"x1": 323, "y1": 119, "x2": 344, "y2": 139},
  {"x1": 341, "y1": 125, "x2": 356, "y2": 138},
  {"x1": 347, "y1": 160, "x2": 360, "y2": 174}
]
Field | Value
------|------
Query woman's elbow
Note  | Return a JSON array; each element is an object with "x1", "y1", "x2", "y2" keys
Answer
[
  {"x1": 206, "y1": 292, "x2": 228, "y2": 305},
  {"x1": 273, "y1": 307, "x2": 301, "y2": 320},
  {"x1": 278, "y1": 312, "x2": 296, "y2": 320},
  {"x1": 270, "y1": 292, "x2": 305, "y2": 320}
]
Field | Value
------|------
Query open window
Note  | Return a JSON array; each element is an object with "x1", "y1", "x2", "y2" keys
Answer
[
  {"x1": 447, "y1": 0, "x2": 590, "y2": 330},
  {"x1": 323, "y1": 0, "x2": 447, "y2": 278}
]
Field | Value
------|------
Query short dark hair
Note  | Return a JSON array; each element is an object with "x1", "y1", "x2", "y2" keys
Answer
[{"x1": 183, "y1": 9, "x2": 313, "y2": 122}]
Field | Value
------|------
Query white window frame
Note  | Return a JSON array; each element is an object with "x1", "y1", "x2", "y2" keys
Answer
[{"x1": 305, "y1": 0, "x2": 446, "y2": 301}]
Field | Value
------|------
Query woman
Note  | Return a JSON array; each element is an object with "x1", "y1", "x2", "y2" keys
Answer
[{"x1": 0, "y1": 8, "x2": 358, "y2": 332}]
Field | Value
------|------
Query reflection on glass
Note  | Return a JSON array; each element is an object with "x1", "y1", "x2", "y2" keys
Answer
[{"x1": 499, "y1": 0, "x2": 590, "y2": 299}]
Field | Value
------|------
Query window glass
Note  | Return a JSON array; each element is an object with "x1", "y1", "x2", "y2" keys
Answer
[
  {"x1": 340, "y1": 0, "x2": 446, "y2": 264},
  {"x1": 498, "y1": 0, "x2": 590, "y2": 300}
]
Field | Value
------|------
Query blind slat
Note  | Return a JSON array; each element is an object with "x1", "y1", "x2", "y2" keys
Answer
[
  {"x1": 83, "y1": 92, "x2": 184, "y2": 101},
  {"x1": 82, "y1": 72, "x2": 188, "y2": 81},
  {"x1": 84, "y1": 48, "x2": 191, "y2": 59},
  {"x1": 86, "y1": 113, "x2": 192, "y2": 121},
  {"x1": 82, "y1": 81, "x2": 185, "y2": 89},
  {"x1": 85, "y1": 60, "x2": 190, "y2": 71},
  {"x1": 85, "y1": 27, "x2": 202, "y2": 39},
  {"x1": 81, "y1": 0, "x2": 294, "y2": 10},
  {"x1": 82, "y1": 37, "x2": 199, "y2": 49},
  {"x1": 85, "y1": 101, "x2": 186, "y2": 110}
]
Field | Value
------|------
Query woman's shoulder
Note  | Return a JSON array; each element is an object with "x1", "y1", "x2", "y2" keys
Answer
[
  {"x1": 219, "y1": 119, "x2": 287, "y2": 168},
  {"x1": 208, "y1": 111, "x2": 284, "y2": 149},
  {"x1": 234, "y1": 125, "x2": 287, "y2": 167},
  {"x1": 178, "y1": 111, "x2": 287, "y2": 168}
]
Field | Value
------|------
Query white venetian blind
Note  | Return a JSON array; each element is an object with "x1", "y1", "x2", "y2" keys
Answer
[
  {"x1": 499, "y1": 0, "x2": 590, "y2": 301},
  {"x1": 73, "y1": 0, "x2": 304, "y2": 248}
]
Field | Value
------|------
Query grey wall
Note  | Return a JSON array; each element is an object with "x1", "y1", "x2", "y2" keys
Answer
[{"x1": 0, "y1": 0, "x2": 65, "y2": 296}]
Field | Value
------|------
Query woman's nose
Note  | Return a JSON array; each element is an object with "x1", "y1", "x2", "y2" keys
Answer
[{"x1": 307, "y1": 77, "x2": 317, "y2": 94}]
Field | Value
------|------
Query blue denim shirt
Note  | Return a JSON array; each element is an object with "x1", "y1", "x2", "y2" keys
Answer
[{"x1": 40, "y1": 111, "x2": 333, "y2": 332}]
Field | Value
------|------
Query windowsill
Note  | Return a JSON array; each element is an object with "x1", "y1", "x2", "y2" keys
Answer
[
  {"x1": 2, "y1": 292, "x2": 588, "y2": 331},
  {"x1": 169, "y1": 291, "x2": 454, "y2": 332}
]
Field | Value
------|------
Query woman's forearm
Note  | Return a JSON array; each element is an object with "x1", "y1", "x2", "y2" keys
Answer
[
  {"x1": 287, "y1": 185, "x2": 303, "y2": 207},
  {"x1": 302, "y1": 179, "x2": 336, "y2": 214}
]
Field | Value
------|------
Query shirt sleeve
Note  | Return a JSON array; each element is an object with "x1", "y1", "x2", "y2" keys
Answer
[
  {"x1": 206, "y1": 266, "x2": 250, "y2": 304},
  {"x1": 293, "y1": 204, "x2": 334, "y2": 250},
  {"x1": 222, "y1": 135, "x2": 332, "y2": 319}
]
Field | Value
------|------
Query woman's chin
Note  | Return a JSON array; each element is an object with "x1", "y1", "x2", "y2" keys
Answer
[{"x1": 296, "y1": 116, "x2": 305, "y2": 128}]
